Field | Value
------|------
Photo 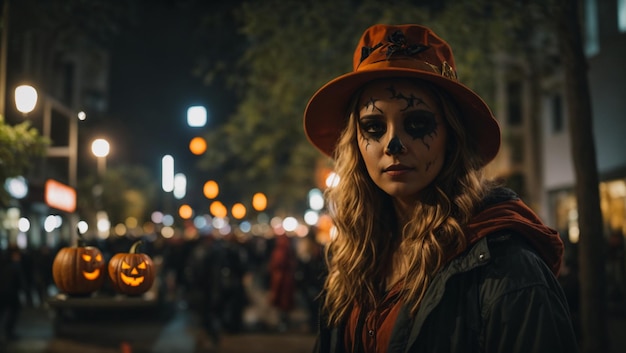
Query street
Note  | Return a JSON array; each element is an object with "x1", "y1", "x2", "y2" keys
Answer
[
  {"x1": 3, "y1": 303, "x2": 316, "y2": 353},
  {"x1": 2, "y1": 271, "x2": 318, "y2": 353},
  {"x1": 5, "y1": 299, "x2": 626, "y2": 352}
]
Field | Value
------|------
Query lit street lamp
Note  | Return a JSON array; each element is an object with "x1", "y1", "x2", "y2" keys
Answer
[
  {"x1": 187, "y1": 105, "x2": 207, "y2": 127},
  {"x1": 162, "y1": 155, "x2": 174, "y2": 192},
  {"x1": 14, "y1": 84, "x2": 80, "y2": 188},
  {"x1": 14, "y1": 84, "x2": 38, "y2": 114},
  {"x1": 91, "y1": 138, "x2": 110, "y2": 238},
  {"x1": 13, "y1": 83, "x2": 81, "y2": 244},
  {"x1": 91, "y1": 138, "x2": 110, "y2": 179}
]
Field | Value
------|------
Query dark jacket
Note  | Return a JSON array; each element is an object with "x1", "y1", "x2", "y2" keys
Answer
[{"x1": 315, "y1": 189, "x2": 579, "y2": 353}]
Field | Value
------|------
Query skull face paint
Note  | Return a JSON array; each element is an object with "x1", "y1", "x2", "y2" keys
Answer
[
  {"x1": 356, "y1": 79, "x2": 448, "y2": 204},
  {"x1": 386, "y1": 136, "x2": 406, "y2": 155}
]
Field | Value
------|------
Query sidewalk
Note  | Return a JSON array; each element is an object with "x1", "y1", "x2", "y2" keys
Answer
[
  {"x1": 2, "y1": 270, "x2": 317, "y2": 353},
  {"x1": 4, "y1": 289, "x2": 625, "y2": 353},
  {"x1": 3, "y1": 304, "x2": 316, "y2": 353},
  {"x1": 6, "y1": 304, "x2": 626, "y2": 353}
]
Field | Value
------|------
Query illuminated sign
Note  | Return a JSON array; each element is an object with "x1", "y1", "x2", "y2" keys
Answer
[{"x1": 45, "y1": 179, "x2": 76, "y2": 213}]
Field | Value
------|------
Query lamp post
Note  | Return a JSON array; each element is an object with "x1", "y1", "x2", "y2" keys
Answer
[
  {"x1": 14, "y1": 84, "x2": 79, "y2": 188},
  {"x1": 13, "y1": 83, "x2": 81, "y2": 245},
  {"x1": 45, "y1": 96, "x2": 79, "y2": 188},
  {"x1": 91, "y1": 138, "x2": 110, "y2": 179},
  {"x1": 14, "y1": 84, "x2": 37, "y2": 114},
  {"x1": 91, "y1": 138, "x2": 110, "y2": 238}
]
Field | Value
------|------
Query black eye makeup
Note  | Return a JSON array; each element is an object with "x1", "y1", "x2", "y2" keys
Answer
[
  {"x1": 358, "y1": 110, "x2": 438, "y2": 142},
  {"x1": 358, "y1": 118, "x2": 386, "y2": 141},
  {"x1": 404, "y1": 110, "x2": 438, "y2": 140}
]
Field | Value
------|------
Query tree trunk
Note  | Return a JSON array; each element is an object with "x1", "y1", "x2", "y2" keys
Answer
[{"x1": 554, "y1": 0, "x2": 608, "y2": 352}]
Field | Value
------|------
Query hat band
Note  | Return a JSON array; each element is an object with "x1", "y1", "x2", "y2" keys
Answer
[{"x1": 357, "y1": 57, "x2": 458, "y2": 82}]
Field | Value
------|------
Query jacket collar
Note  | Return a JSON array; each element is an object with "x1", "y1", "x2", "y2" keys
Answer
[{"x1": 397, "y1": 237, "x2": 491, "y2": 353}]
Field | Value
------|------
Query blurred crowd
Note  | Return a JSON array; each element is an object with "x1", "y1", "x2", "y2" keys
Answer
[
  {"x1": 0, "y1": 228, "x2": 326, "y2": 345},
  {"x1": 174, "y1": 229, "x2": 325, "y2": 341}
]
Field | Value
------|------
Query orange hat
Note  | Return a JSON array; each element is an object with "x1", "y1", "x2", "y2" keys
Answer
[{"x1": 303, "y1": 24, "x2": 500, "y2": 165}]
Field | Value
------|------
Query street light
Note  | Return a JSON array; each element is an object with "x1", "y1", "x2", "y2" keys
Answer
[
  {"x1": 14, "y1": 84, "x2": 80, "y2": 188},
  {"x1": 173, "y1": 173, "x2": 186, "y2": 200},
  {"x1": 13, "y1": 83, "x2": 81, "y2": 245},
  {"x1": 91, "y1": 138, "x2": 110, "y2": 238},
  {"x1": 162, "y1": 155, "x2": 174, "y2": 193},
  {"x1": 91, "y1": 138, "x2": 110, "y2": 179},
  {"x1": 187, "y1": 105, "x2": 207, "y2": 127},
  {"x1": 14, "y1": 84, "x2": 38, "y2": 114}
]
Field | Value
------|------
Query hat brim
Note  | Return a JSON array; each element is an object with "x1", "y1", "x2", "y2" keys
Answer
[{"x1": 304, "y1": 67, "x2": 501, "y2": 165}]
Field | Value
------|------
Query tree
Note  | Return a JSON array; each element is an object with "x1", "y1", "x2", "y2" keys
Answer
[
  {"x1": 76, "y1": 165, "x2": 159, "y2": 229},
  {"x1": 552, "y1": 0, "x2": 607, "y2": 351},
  {"x1": 192, "y1": 0, "x2": 552, "y2": 214},
  {"x1": 195, "y1": 0, "x2": 448, "y2": 214},
  {"x1": 0, "y1": 115, "x2": 48, "y2": 206}
]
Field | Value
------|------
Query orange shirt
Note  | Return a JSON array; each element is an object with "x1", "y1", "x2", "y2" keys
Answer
[{"x1": 344, "y1": 285, "x2": 404, "y2": 353}]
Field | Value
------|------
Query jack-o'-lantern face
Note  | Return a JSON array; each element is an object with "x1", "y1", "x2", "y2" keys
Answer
[
  {"x1": 81, "y1": 253, "x2": 103, "y2": 280},
  {"x1": 52, "y1": 245, "x2": 105, "y2": 295},
  {"x1": 119, "y1": 260, "x2": 148, "y2": 286},
  {"x1": 108, "y1": 242, "x2": 155, "y2": 296}
]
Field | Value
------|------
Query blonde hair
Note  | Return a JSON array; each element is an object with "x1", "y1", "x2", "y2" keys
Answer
[{"x1": 322, "y1": 78, "x2": 496, "y2": 326}]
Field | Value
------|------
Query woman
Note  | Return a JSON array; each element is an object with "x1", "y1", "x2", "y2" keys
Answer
[{"x1": 303, "y1": 24, "x2": 578, "y2": 352}]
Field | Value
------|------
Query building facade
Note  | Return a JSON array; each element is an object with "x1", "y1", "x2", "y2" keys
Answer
[
  {"x1": 541, "y1": 0, "x2": 626, "y2": 246},
  {"x1": 1, "y1": 1, "x2": 111, "y2": 249}
]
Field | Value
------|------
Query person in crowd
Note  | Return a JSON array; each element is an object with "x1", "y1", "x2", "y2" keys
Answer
[
  {"x1": 33, "y1": 245, "x2": 54, "y2": 305},
  {"x1": 214, "y1": 232, "x2": 248, "y2": 333},
  {"x1": 185, "y1": 232, "x2": 248, "y2": 351},
  {"x1": 0, "y1": 246, "x2": 25, "y2": 342},
  {"x1": 303, "y1": 23, "x2": 579, "y2": 352},
  {"x1": 294, "y1": 228, "x2": 325, "y2": 333},
  {"x1": 268, "y1": 233, "x2": 297, "y2": 332}
]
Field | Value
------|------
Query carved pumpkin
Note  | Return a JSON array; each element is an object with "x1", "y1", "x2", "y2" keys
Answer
[
  {"x1": 108, "y1": 240, "x2": 155, "y2": 295},
  {"x1": 52, "y1": 238, "x2": 105, "y2": 296}
]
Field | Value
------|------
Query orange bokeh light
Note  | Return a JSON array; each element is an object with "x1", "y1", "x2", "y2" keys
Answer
[
  {"x1": 203, "y1": 180, "x2": 219, "y2": 199},
  {"x1": 231, "y1": 203, "x2": 246, "y2": 219},
  {"x1": 189, "y1": 137, "x2": 207, "y2": 155},
  {"x1": 252, "y1": 192, "x2": 267, "y2": 211},
  {"x1": 178, "y1": 204, "x2": 193, "y2": 219},
  {"x1": 209, "y1": 201, "x2": 227, "y2": 218}
]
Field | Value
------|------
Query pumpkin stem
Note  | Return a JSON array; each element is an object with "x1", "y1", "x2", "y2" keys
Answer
[
  {"x1": 130, "y1": 240, "x2": 144, "y2": 254},
  {"x1": 76, "y1": 227, "x2": 86, "y2": 247}
]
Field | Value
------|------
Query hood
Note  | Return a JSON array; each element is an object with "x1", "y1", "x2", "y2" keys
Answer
[{"x1": 463, "y1": 188, "x2": 564, "y2": 275}]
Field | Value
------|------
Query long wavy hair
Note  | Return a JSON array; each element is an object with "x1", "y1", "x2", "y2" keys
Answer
[{"x1": 322, "y1": 78, "x2": 497, "y2": 326}]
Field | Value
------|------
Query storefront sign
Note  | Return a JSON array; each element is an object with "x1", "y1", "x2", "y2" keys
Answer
[{"x1": 45, "y1": 179, "x2": 76, "y2": 213}]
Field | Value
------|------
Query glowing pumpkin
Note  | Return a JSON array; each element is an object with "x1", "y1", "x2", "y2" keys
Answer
[
  {"x1": 108, "y1": 240, "x2": 155, "y2": 295},
  {"x1": 52, "y1": 239, "x2": 105, "y2": 296}
]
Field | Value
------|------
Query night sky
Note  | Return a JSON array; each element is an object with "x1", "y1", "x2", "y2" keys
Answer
[{"x1": 105, "y1": 3, "x2": 236, "y2": 197}]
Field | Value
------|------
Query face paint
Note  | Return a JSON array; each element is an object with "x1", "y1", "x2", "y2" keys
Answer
[
  {"x1": 386, "y1": 84, "x2": 426, "y2": 111},
  {"x1": 386, "y1": 136, "x2": 406, "y2": 155},
  {"x1": 404, "y1": 111, "x2": 438, "y2": 149},
  {"x1": 356, "y1": 79, "x2": 448, "y2": 203}
]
